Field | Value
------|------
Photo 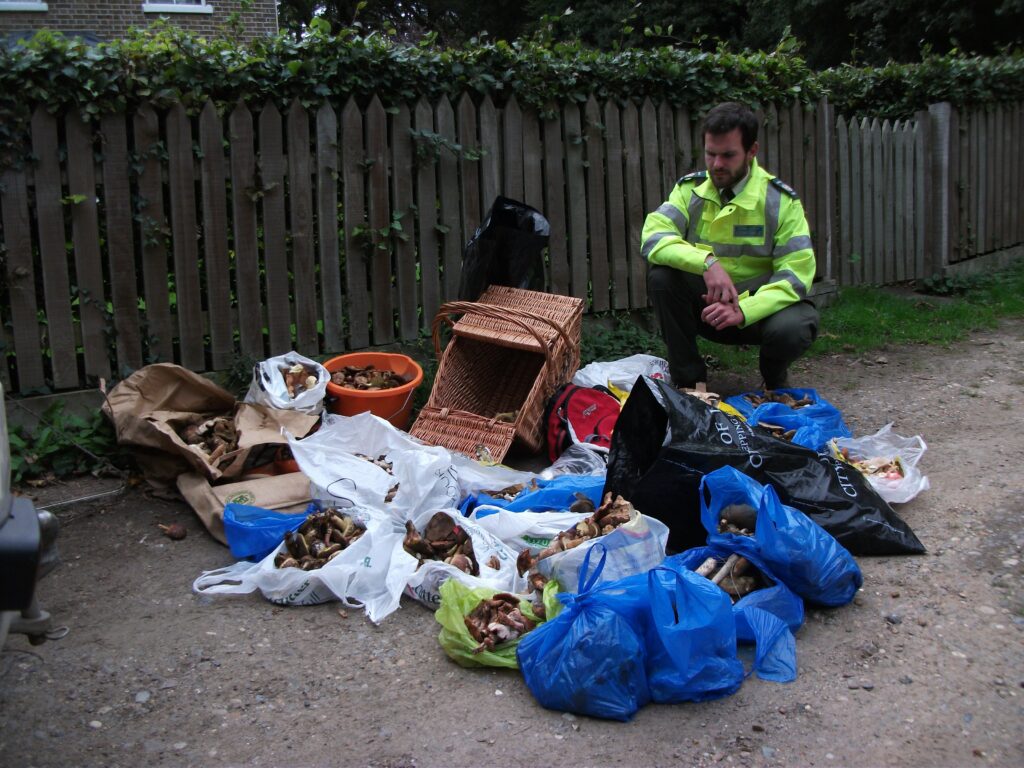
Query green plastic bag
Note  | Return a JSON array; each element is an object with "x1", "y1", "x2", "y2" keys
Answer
[{"x1": 436, "y1": 578, "x2": 563, "y2": 668}]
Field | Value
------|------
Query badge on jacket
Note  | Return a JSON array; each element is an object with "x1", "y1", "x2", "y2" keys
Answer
[{"x1": 733, "y1": 225, "x2": 765, "y2": 238}]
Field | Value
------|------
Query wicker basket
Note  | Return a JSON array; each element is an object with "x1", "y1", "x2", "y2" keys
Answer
[{"x1": 410, "y1": 288, "x2": 583, "y2": 462}]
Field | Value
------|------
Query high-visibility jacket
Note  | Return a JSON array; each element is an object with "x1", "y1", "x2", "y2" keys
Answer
[{"x1": 641, "y1": 159, "x2": 816, "y2": 328}]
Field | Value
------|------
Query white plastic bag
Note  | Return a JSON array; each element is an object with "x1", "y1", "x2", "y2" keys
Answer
[
  {"x1": 534, "y1": 510, "x2": 670, "y2": 594},
  {"x1": 287, "y1": 412, "x2": 461, "y2": 521},
  {"x1": 572, "y1": 354, "x2": 671, "y2": 394},
  {"x1": 829, "y1": 423, "x2": 930, "y2": 504},
  {"x1": 469, "y1": 508, "x2": 591, "y2": 553},
  {"x1": 245, "y1": 352, "x2": 329, "y2": 415},
  {"x1": 191, "y1": 508, "x2": 416, "y2": 623},
  {"x1": 539, "y1": 442, "x2": 608, "y2": 479},
  {"x1": 402, "y1": 508, "x2": 525, "y2": 609},
  {"x1": 448, "y1": 452, "x2": 540, "y2": 499}
]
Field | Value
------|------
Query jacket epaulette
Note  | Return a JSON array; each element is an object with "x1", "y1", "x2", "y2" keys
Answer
[
  {"x1": 677, "y1": 170, "x2": 707, "y2": 186},
  {"x1": 770, "y1": 177, "x2": 799, "y2": 198}
]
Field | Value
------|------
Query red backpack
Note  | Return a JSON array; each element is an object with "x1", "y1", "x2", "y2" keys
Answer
[{"x1": 543, "y1": 383, "x2": 622, "y2": 462}]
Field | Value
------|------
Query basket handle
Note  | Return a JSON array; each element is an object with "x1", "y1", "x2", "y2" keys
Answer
[{"x1": 431, "y1": 300, "x2": 574, "y2": 361}]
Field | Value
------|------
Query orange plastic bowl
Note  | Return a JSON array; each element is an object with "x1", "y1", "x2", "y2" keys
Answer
[{"x1": 322, "y1": 352, "x2": 424, "y2": 430}]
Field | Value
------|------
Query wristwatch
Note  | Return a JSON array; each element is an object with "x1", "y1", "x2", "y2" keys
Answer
[{"x1": 703, "y1": 255, "x2": 719, "y2": 272}]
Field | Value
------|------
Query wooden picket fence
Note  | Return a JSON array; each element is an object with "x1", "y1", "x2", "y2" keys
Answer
[{"x1": 0, "y1": 94, "x2": 1021, "y2": 396}]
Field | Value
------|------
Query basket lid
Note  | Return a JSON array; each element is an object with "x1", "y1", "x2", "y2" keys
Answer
[
  {"x1": 409, "y1": 407, "x2": 517, "y2": 464},
  {"x1": 450, "y1": 286, "x2": 583, "y2": 354}
]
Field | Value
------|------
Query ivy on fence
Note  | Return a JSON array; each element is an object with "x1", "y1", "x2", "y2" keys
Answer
[{"x1": 2, "y1": 24, "x2": 1023, "y2": 164}]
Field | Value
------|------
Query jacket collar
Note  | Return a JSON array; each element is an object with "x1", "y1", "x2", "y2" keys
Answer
[{"x1": 695, "y1": 158, "x2": 768, "y2": 209}]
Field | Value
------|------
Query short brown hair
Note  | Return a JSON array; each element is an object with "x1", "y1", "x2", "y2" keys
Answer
[{"x1": 703, "y1": 102, "x2": 759, "y2": 152}]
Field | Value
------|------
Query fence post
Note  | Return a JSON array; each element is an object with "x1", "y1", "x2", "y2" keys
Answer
[{"x1": 926, "y1": 102, "x2": 953, "y2": 276}]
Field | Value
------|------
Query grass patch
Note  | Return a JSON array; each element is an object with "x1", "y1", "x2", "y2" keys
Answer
[{"x1": 812, "y1": 260, "x2": 1024, "y2": 358}]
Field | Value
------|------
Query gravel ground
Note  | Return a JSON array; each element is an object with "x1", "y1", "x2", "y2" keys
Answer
[{"x1": 1, "y1": 317, "x2": 1021, "y2": 768}]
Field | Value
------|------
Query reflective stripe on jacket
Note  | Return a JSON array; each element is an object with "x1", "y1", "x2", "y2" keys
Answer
[{"x1": 641, "y1": 158, "x2": 816, "y2": 327}]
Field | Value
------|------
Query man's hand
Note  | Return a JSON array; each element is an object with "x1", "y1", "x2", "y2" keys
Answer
[
  {"x1": 701, "y1": 300, "x2": 744, "y2": 331},
  {"x1": 702, "y1": 261, "x2": 738, "y2": 305}
]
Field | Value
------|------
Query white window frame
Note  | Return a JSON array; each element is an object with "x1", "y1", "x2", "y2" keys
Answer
[
  {"x1": 0, "y1": 2, "x2": 49, "y2": 11},
  {"x1": 141, "y1": 1, "x2": 213, "y2": 14}
]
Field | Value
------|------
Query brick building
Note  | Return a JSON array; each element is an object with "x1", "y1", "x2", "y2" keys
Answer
[{"x1": 0, "y1": 0, "x2": 278, "y2": 44}]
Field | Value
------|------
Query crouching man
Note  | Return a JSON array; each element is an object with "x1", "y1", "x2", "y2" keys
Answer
[{"x1": 642, "y1": 101, "x2": 819, "y2": 390}]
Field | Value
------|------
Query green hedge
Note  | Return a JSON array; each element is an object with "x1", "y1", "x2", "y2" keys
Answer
[{"x1": 2, "y1": 23, "x2": 1023, "y2": 160}]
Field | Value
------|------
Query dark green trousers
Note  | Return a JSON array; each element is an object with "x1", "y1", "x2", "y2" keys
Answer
[{"x1": 647, "y1": 264, "x2": 819, "y2": 388}]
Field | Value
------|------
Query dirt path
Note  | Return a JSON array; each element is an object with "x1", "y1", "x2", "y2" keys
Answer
[{"x1": 1, "y1": 318, "x2": 1022, "y2": 768}]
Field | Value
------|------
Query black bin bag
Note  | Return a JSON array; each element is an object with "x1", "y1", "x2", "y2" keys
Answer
[
  {"x1": 604, "y1": 377, "x2": 925, "y2": 556},
  {"x1": 457, "y1": 196, "x2": 549, "y2": 301}
]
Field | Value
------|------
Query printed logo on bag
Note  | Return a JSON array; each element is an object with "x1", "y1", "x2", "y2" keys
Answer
[
  {"x1": 713, "y1": 414, "x2": 765, "y2": 468},
  {"x1": 818, "y1": 453, "x2": 859, "y2": 498},
  {"x1": 522, "y1": 535, "x2": 552, "y2": 548},
  {"x1": 226, "y1": 490, "x2": 256, "y2": 505}
]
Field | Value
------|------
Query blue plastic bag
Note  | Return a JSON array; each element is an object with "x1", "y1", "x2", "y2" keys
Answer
[
  {"x1": 643, "y1": 565, "x2": 745, "y2": 702},
  {"x1": 460, "y1": 474, "x2": 605, "y2": 518},
  {"x1": 725, "y1": 387, "x2": 851, "y2": 443},
  {"x1": 667, "y1": 547, "x2": 800, "y2": 683},
  {"x1": 516, "y1": 547, "x2": 651, "y2": 721},
  {"x1": 744, "y1": 402, "x2": 833, "y2": 450},
  {"x1": 701, "y1": 467, "x2": 863, "y2": 607},
  {"x1": 517, "y1": 545, "x2": 747, "y2": 720},
  {"x1": 223, "y1": 502, "x2": 314, "y2": 561}
]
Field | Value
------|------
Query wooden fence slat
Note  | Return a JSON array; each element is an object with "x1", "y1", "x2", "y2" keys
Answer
[
  {"x1": 502, "y1": 95, "x2": 525, "y2": 204},
  {"x1": 902, "y1": 120, "x2": 915, "y2": 278},
  {"x1": 836, "y1": 115, "x2": 851, "y2": 286},
  {"x1": 585, "y1": 96, "x2": 610, "y2": 312},
  {"x1": 522, "y1": 106, "x2": 544, "y2": 215},
  {"x1": 457, "y1": 92, "x2": 481, "y2": 249},
  {"x1": 985, "y1": 108, "x2": 996, "y2": 253},
  {"x1": 30, "y1": 108, "x2": 78, "y2": 388},
  {"x1": 850, "y1": 118, "x2": 866, "y2": 286},
  {"x1": 228, "y1": 100, "x2": 264, "y2": 358},
  {"x1": 414, "y1": 98, "x2": 441, "y2": 326},
  {"x1": 955, "y1": 109, "x2": 970, "y2": 260},
  {"x1": 342, "y1": 97, "x2": 369, "y2": 347},
  {"x1": 435, "y1": 97, "x2": 462, "y2": 301},
  {"x1": 65, "y1": 114, "x2": 110, "y2": 380},
  {"x1": 287, "y1": 99, "x2": 318, "y2": 355},
  {"x1": 1000, "y1": 105, "x2": 1011, "y2": 250},
  {"x1": 892, "y1": 121, "x2": 906, "y2": 281},
  {"x1": 316, "y1": 102, "x2": 344, "y2": 351},
  {"x1": 604, "y1": 101, "x2": 629, "y2": 310},
  {"x1": 390, "y1": 104, "x2": 418, "y2": 341},
  {"x1": 199, "y1": 102, "x2": 234, "y2": 369},
  {"x1": 167, "y1": 104, "x2": 205, "y2": 369},
  {"x1": 914, "y1": 115, "x2": 927, "y2": 280},
  {"x1": 657, "y1": 101, "x2": 676, "y2": 194},
  {"x1": 881, "y1": 120, "x2": 894, "y2": 284},
  {"x1": 258, "y1": 101, "x2": 291, "y2": 355},
  {"x1": 675, "y1": 106, "x2": 694, "y2": 173},
  {"x1": 0, "y1": 167, "x2": 45, "y2": 390},
  {"x1": 366, "y1": 96, "x2": 394, "y2": 345},
  {"x1": 817, "y1": 98, "x2": 834, "y2": 283},
  {"x1": 835, "y1": 117, "x2": 851, "y2": 288},
  {"x1": 543, "y1": 105, "x2": 569, "y2": 295},
  {"x1": 973, "y1": 109, "x2": 986, "y2": 257},
  {"x1": 1011, "y1": 102, "x2": 1019, "y2": 243},
  {"x1": 946, "y1": 108, "x2": 960, "y2": 266},
  {"x1": 804, "y1": 104, "x2": 820, "y2": 274},
  {"x1": 100, "y1": 113, "x2": 143, "y2": 374},
  {"x1": 765, "y1": 105, "x2": 778, "y2": 182},
  {"x1": 622, "y1": 102, "x2": 645, "y2": 309},
  {"x1": 479, "y1": 95, "x2": 500, "y2": 213},
  {"x1": 870, "y1": 119, "x2": 884, "y2": 284},
  {"x1": 777, "y1": 104, "x2": 793, "y2": 195},
  {"x1": 791, "y1": 102, "x2": 806, "y2": 207},
  {"x1": 564, "y1": 103, "x2": 589, "y2": 302}
]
